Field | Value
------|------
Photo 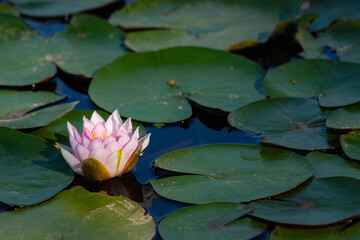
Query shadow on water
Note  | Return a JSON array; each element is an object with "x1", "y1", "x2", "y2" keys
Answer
[{"x1": 233, "y1": 30, "x2": 303, "y2": 69}]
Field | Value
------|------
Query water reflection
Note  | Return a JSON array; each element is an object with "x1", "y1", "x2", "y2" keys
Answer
[
  {"x1": 52, "y1": 77, "x2": 98, "y2": 110},
  {"x1": 71, "y1": 174, "x2": 143, "y2": 203}
]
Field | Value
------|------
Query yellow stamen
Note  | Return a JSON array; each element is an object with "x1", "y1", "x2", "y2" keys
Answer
[
  {"x1": 93, "y1": 133, "x2": 96, "y2": 139},
  {"x1": 103, "y1": 134, "x2": 106, "y2": 140}
]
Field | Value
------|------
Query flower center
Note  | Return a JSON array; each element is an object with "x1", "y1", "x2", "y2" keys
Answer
[{"x1": 91, "y1": 133, "x2": 109, "y2": 141}]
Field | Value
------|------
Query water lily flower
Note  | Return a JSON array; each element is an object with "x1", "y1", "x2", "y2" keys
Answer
[{"x1": 56, "y1": 110, "x2": 150, "y2": 180}]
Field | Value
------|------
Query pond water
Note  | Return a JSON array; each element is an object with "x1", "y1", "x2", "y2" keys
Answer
[{"x1": 0, "y1": 1, "x2": 340, "y2": 239}]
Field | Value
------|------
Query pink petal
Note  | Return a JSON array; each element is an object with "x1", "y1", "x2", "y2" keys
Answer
[
  {"x1": 90, "y1": 111, "x2": 105, "y2": 125},
  {"x1": 92, "y1": 122, "x2": 108, "y2": 140},
  {"x1": 89, "y1": 147, "x2": 111, "y2": 164},
  {"x1": 88, "y1": 138, "x2": 105, "y2": 152},
  {"x1": 103, "y1": 135, "x2": 116, "y2": 146},
  {"x1": 74, "y1": 144, "x2": 90, "y2": 161},
  {"x1": 82, "y1": 136, "x2": 90, "y2": 148},
  {"x1": 58, "y1": 144, "x2": 83, "y2": 175},
  {"x1": 118, "y1": 117, "x2": 132, "y2": 137},
  {"x1": 83, "y1": 127, "x2": 93, "y2": 141},
  {"x1": 123, "y1": 117, "x2": 132, "y2": 131},
  {"x1": 112, "y1": 110, "x2": 123, "y2": 128},
  {"x1": 69, "y1": 134, "x2": 78, "y2": 152},
  {"x1": 105, "y1": 115, "x2": 115, "y2": 135},
  {"x1": 105, "y1": 150, "x2": 128, "y2": 177},
  {"x1": 105, "y1": 110, "x2": 123, "y2": 136},
  {"x1": 83, "y1": 116, "x2": 95, "y2": 132},
  {"x1": 117, "y1": 134, "x2": 130, "y2": 149},
  {"x1": 67, "y1": 122, "x2": 81, "y2": 143},
  {"x1": 139, "y1": 133, "x2": 151, "y2": 151},
  {"x1": 123, "y1": 127, "x2": 139, "y2": 154},
  {"x1": 105, "y1": 140, "x2": 122, "y2": 154},
  {"x1": 118, "y1": 145, "x2": 138, "y2": 174}
]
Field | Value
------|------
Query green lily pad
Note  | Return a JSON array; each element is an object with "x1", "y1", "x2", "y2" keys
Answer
[
  {"x1": 29, "y1": 110, "x2": 147, "y2": 143},
  {"x1": 0, "y1": 14, "x2": 125, "y2": 85},
  {"x1": 326, "y1": 102, "x2": 360, "y2": 130},
  {"x1": 0, "y1": 15, "x2": 57, "y2": 86},
  {"x1": 89, "y1": 47, "x2": 266, "y2": 123},
  {"x1": 0, "y1": 187, "x2": 156, "y2": 239},
  {"x1": 159, "y1": 203, "x2": 267, "y2": 240},
  {"x1": 228, "y1": 97, "x2": 339, "y2": 150},
  {"x1": 0, "y1": 90, "x2": 77, "y2": 129},
  {"x1": 305, "y1": 152, "x2": 360, "y2": 179},
  {"x1": 150, "y1": 144, "x2": 313, "y2": 204},
  {"x1": 109, "y1": 0, "x2": 301, "y2": 51},
  {"x1": 0, "y1": 3, "x2": 19, "y2": 16},
  {"x1": 263, "y1": 59, "x2": 360, "y2": 107},
  {"x1": 48, "y1": 14, "x2": 125, "y2": 77},
  {"x1": 317, "y1": 20, "x2": 360, "y2": 64},
  {"x1": 11, "y1": 0, "x2": 115, "y2": 17},
  {"x1": 250, "y1": 177, "x2": 360, "y2": 226},
  {"x1": 305, "y1": 0, "x2": 360, "y2": 31},
  {"x1": 340, "y1": 131, "x2": 360, "y2": 161},
  {"x1": 271, "y1": 222, "x2": 360, "y2": 240},
  {"x1": 0, "y1": 127, "x2": 74, "y2": 206}
]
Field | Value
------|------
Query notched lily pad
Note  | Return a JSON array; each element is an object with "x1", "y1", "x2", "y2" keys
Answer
[
  {"x1": 228, "y1": 97, "x2": 339, "y2": 150},
  {"x1": 29, "y1": 110, "x2": 147, "y2": 144},
  {"x1": 11, "y1": 0, "x2": 116, "y2": 17},
  {"x1": 263, "y1": 59, "x2": 360, "y2": 107},
  {"x1": 89, "y1": 47, "x2": 266, "y2": 123},
  {"x1": 317, "y1": 19, "x2": 360, "y2": 64},
  {"x1": 271, "y1": 222, "x2": 360, "y2": 240},
  {"x1": 250, "y1": 177, "x2": 360, "y2": 226},
  {"x1": 0, "y1": 90, "x2": 77, "y2": 129},
  {"x1": 109, "y1": 0, "x2": 301, "y2": 51},
  {"x1": 159, "y1": 202, "x2": 267, "y2": 240},
  {"x1": 327, "y1": 102, "x2": 360, "y2": 130},
  {"x1": 0, "y1": 127, "x2": 74, "y2": 206},
  {"x1": 305, "y1": 152, "x2": 360, "y2": 179},
  {"x1": 150, "y1": 144, "x2": 314, "y2": 204},
  {"x1": 0, "y1": 187, "x2": 156, "y2": 239},
  {"x1": 340, "y1": 131, "x2": 360, "y2": 161}
]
